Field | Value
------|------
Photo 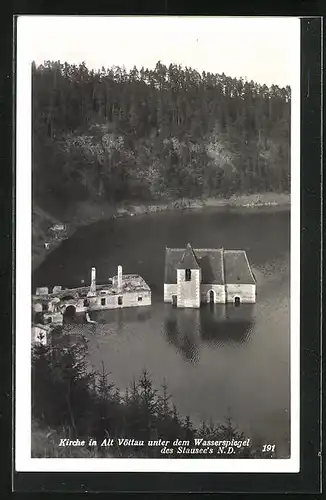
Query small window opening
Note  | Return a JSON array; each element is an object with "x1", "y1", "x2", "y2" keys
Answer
[
  {"x1": 138, "y1": 296, "x2": 142, "y2": 302},
  {"x1": 185, "y1": 269, "x2": 191, "y2": 281},
  {"x1": 101, "y1": 298, "x2": 106, "y2": 306},
  {"x1": 118, "y1": 296, "x2": 123, "y2": 305},
  {"x1": 83, "y1": 299, "x2": 89, "y2": 307}
]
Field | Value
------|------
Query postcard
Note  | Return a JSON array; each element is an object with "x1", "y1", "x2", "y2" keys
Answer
[{"x1": 15, "y1": 15, "x2": 301, "y2": 474}]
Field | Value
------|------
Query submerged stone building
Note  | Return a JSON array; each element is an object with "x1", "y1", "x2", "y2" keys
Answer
[
  {"x1": 164, "y1": 243, "x2": 256, "y2": 308},
  {"x1": 86, "y1": 266, "x2": 151, "y2": 311},
  {"x1": 32, "y1": 265, "x2": 151, "y2": 326}
]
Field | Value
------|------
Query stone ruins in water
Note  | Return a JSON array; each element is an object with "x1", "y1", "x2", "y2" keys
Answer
[
  {"x1": 32, "y1": 242, "x2": 257, "y2": 344},
  {"x1": 32, "y1": 265, "x2": 151, "y2": 329}
]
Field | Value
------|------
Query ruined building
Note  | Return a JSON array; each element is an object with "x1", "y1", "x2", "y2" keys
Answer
[
  {"x1": 86, "y1": 265, "x2": 151, "y2": 310},
  {"x1": 164, "y1": 243, "x2": 256, "y2": 308},
  {"x1": 32, "y1": 265, "x2": 151, "y2": 326}
]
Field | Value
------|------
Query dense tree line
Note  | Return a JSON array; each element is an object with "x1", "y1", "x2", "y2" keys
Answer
[
  {"x1": 32, "y1": 61, "x2": 290, "y2": 211},
  {"x1": 32, "y1": 328, "x2": 274, "y2": 458}
]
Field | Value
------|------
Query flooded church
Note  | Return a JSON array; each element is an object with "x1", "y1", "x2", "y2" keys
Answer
[{"x1": 164, "y1": 243, "x2": 256, "y2": 308}]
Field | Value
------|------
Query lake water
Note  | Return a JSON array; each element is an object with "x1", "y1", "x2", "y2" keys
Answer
[{"x1": 33, "y1": 208, "x2": 290, "y2": 457}]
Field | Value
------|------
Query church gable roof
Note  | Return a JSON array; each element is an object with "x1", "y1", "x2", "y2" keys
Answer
[
  {"x1": 164, "y1": 246, "x2": 255, "y2": 285},
  {"x1": 164, "y1": 247, "x2": 224, "y2": 284},
  {"x1": 223, "y1": 250, "x2": 256, "y2": 284},
  {"x1": 177, "y1": 243, "x2": 200, "y2": 270},
  {"x1": 195, "y1": 249, "x2": 224, "y2": 284},
  {"x1": 164, "y1": 248, "x2": 183, "y2": 283}
]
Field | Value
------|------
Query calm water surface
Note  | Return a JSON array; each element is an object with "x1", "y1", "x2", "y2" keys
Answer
[{"x1": 33, "y1": 208, "x2": 290, "y2": 456}]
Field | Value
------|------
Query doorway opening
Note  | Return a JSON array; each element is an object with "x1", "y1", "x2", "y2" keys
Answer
[
  {"x1": 209, "y1": 290, "x2": 215, "y2": 304},
  {"x1": 234, "y1": 296, "x2": 241, "y2": 306},
  {"x1": 63, "y1": 305, "x2": 77, "y2": 324},
  {"x1": 65, "y1": 305, "x2": 76, "y2": 316},
  {"x1": 172, "y1": 295, "x2": 177, "y2": 307}
]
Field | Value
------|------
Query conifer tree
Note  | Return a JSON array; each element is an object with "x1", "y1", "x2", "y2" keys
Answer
[{"x1": 32, "y1": 60, "x2": 290, "y2": 213}]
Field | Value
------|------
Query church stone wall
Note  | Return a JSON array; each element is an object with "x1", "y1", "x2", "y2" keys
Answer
[
  {"x1": 164, "y1": 284, "x2": 178, "y2": 303},
  {"x1": 225, "y1": 284, "x2": 256, "y2": 303},
  {"x1": 164, "y1": 283, "x2": 256, "y2": 305},
  {"x1": 200, "y1": 284, "x2": 226, "y2": 304},
  {"x1": 177, "y1": 269, "x2": 201, "y2": 308}
]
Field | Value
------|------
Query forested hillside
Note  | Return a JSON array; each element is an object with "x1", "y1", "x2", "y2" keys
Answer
[{"x1": 32, "y1": 60, "x2": 291, "y2": 213}]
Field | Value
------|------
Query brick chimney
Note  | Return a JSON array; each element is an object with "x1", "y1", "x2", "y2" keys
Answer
[{"x1": 117, "y1": 265, "x2": 123, "y2": 291}]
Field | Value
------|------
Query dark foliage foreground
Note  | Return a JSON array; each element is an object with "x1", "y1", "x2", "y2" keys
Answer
[{"x1": 31, "y1": 329, "x2": 276, "y2": 458}]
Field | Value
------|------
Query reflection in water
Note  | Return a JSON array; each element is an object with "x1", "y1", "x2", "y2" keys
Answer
[
  {"x1": 90, "y1": 306, "x2": 152, "y2": 326},
  {"x1": 164, "y1": 304, "x2": 254, "y2": 362},
  {"x1": 165, "y1": 309, "x2": 200, "y2": 363},
  {"x1": 200, "y1": 304, "x2": 255, "y2": 345}
]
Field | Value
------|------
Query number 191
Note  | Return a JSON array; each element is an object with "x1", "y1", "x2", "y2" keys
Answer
[{"x1": 262, "y1": 444, "x2": 276, "y2": 452}]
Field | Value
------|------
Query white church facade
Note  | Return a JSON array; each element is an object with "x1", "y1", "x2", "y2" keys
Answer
[{"x1": 164, "y1": 243, "x2": 256, "y2": 308}]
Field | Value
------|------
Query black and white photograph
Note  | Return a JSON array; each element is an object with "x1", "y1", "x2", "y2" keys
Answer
[{"x1": 15, "y1": 16, "x2": 301, "y2": 473}]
